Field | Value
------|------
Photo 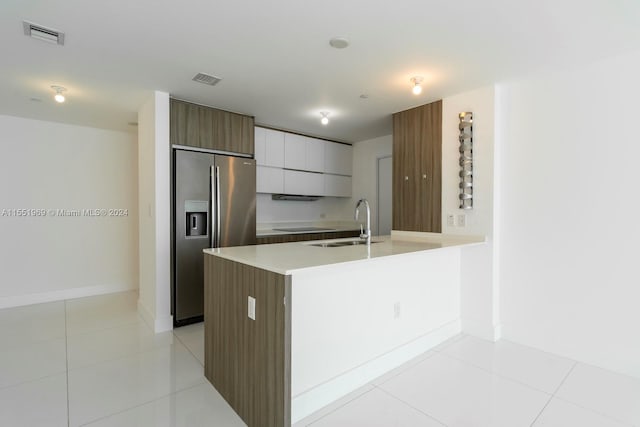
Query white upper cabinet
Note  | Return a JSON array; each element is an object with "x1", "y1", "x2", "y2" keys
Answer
[
  {"x1": 256, "y1": 126, "x2": 352, "y2": 196},
  {"x1": 285, "y1": 134, "x2": 326, "y2": 172},
  {"x1": 324, "y1": 142, "x2": 352, "y2": 176},
  {"x1": 255, "y1": 127, "x2": 284, "y2": 167},
  {"x1": 324, "y1": 174, "x2": 352, "y2": 197},
  {"x1": 284, "y1": 170, "x2": 324, "y2": 196},
  {"x1": 257, "y1": 166, "x2": 284, "y2": 194},
  {"x1": 305, "y1": 137, "x2": 325, "y2": 173},
  {"x1": 254, "y1": 127, "x2": 266, "y2": 164},
  {"x1": 284, "y1": 133, "x2": 307, "y2": 170}
]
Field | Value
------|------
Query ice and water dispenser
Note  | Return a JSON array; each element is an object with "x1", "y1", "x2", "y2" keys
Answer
[{"x1": 185, "y1": 200, "x2": 208, "y2": 237}]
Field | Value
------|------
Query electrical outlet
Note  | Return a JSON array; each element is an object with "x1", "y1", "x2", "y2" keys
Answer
[
  {"x1": 394, "y1": 302, "x2": 401, "y2": 319},
  {"x1": 447, "y1": 214, "x2": 455, "y2": 227},
  {"x1": 248, "y1": 296, "x2": 256, "y2": 320},
  {"x1": 457, "y1": 214, "x2": 466, "y2": 227}
]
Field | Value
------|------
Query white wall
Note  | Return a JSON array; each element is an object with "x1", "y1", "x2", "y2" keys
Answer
[
  {"x1": 0, "y1": 115, "x2": 138, "y2": 308},
  {"x1": 497, "y1": 49, "x2": 640, "y2": 379},
  {"x1": 350, "y1": 135, "x2": 393, "y2": 236},
  {"x1": 137, "y1": 91, "x2": 172, "y2": 332},
  {"x1": 442, "y1": 86, "x2": 500, "y2": 340}
]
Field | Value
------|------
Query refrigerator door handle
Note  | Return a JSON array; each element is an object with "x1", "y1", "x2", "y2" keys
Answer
[
  {"x1": 215, "y1": 165, "x2": 221, "y2": 248},
  {"x1": 210, "y1": 166, "x2": 216, "y2": 248}
]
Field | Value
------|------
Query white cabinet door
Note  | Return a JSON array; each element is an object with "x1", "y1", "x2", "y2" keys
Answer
[
  {"x1": 306, "y1": 137, "x2": 325, "y2": 172},
  {"x1": 324, "y1": 174, "x2": 352, "y2": 197},
  {"x1": 284, "y1": 133, "x2": 306, "y2": 170},
  {"x1": 284, "y1": 170, "x2": 324, "y2": 195},
  {"x1": 324, "y1": 142, "x2": 353, "y2": 175},
  {"x1": 254, "y1": 127, "x2": 267, "y2": 165},
  {"x1": 257, "y1": 166, "x2": 284, "y2": 193},
  {"x1": 264, "y1": 129, "x2": 285, "y2": 167}
]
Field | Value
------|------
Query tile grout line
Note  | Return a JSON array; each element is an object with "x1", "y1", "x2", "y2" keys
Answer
[
  {"x1": 172, "y1": 329, "x2": 203, "y2": 367},
  {"x1": 375, "y1": 385, "x2": 449, "y2": 426},
  {"x1": 77, "y1": 382, "x2": 208, "y2": 426},
  {"x1": 302, "y1": 387, "x2": 376, "y2": 426},
  {"x1": 65, "y1": 299, "x2": 70, "y2": 427},
  {"x1": 550, "y1": 362, "x2": 639, "y2": 426},
  {"x1": 437, "y1": 349, "x2": 561, "y2": 396},
  {"x1": 528, "y1": 361, "x2": 577, "y2": 427}
]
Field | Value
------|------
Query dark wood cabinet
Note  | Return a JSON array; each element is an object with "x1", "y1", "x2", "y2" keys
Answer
[
  {"x1": 170, "y1": 99, "x2": 254, "y2": 155},
  {"x1": 205, "y1": 255, "x2": 290, "y2": 427},
  {"x1": 256, "y1": 230, "x2": 360, "y2": 245},
  {"x1": 392, "y1": 100, "x2": 442, "y2": 232}
]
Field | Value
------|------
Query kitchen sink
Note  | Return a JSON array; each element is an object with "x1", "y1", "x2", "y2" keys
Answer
[{"x1": 308, "y1": 240, "x2": 381, "y2": 248}]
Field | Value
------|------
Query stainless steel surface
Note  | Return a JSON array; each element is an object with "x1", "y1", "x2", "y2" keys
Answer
[
  {"x1": 458, "y1": 111, "x2": 474, "y2": 210},
  {"x1": 273, "y1": 227, "x2": 336, "y2": 232},
  {"x1": 173, "y1": 149, "x2": 256, "y2": 325},
  {"x1": 215, "y1": 166, "x2": 221, "y2": 247},
  {"x1": 308, "y1": 240, "x2": 381, "y2": 248},
  {"x1": 271, "y1": 194, "x2": 321, "y2": 201},
  {"x1": 174, "y1": 150, "x2": 214, "y2": 324},
  {"x1": 215, "y1": 156, "x2": 257, "y2": 247},
  {"x1": 171, "y1": 144, "x2": 253, "y2": 158},
  {"x1": 354, "y1": 198, "x2": 371, "y2": 245}
]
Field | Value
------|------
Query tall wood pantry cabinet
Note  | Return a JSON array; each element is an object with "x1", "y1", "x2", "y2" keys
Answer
[{"x1": 392, "y1": 100, "x2": 442, "y2": 232}]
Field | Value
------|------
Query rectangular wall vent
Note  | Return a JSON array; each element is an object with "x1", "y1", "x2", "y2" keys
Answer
[
  {"x1": 192, "y1": 73, "x2": 222, "y2": 86},
  {"x1": 23, "y1": 21, "x2": 65, "y2": 45}
]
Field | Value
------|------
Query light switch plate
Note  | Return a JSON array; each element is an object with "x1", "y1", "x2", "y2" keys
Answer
[
  {"x1": 457, "y1": 214, "x2": 466, "y2": 227},
  {"x1": 248, "y1": 296, "x2": 256, "y2": 320},
  {"x1": 447, "y1": 214, "x2": 455, "y2": 227}
]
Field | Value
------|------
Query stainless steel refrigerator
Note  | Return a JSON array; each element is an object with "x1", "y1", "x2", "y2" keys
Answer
[{"x1": 172, "y1": 149, "x2": 256, "y2": 326}]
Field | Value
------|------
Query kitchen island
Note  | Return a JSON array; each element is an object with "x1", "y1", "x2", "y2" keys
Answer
[{"x1": 203, "y1": 231, "x2": 484, "y2": 427}]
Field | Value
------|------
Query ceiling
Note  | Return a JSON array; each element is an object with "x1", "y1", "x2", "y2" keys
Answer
[{"x1": 2, "y1": 0, "x2": 639, "y2": 143}]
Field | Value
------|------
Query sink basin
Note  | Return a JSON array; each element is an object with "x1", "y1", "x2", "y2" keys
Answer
[{"x1": 308, "y1": 240, "x2": 381, "y2": 248}]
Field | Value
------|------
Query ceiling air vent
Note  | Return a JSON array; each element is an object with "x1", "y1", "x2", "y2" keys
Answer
[
  {"x1": 23, "y1": 21, "x2": 65, "y2": 45},
  {"x1": 192, "y1": 73, "x2": 222, "y2": 86}
]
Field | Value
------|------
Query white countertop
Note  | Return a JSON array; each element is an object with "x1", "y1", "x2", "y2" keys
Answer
[{"x1": 204, "y1": 231, "x2": 485, "y2": 275}]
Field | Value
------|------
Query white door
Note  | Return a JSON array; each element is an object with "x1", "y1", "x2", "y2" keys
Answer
[{"x1": 377, "y1": 156, "x2": 392, "y2": 235}]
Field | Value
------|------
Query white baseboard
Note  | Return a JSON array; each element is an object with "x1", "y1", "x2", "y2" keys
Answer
[
  {"x1": 0, "y1": 283, "x2": 137, "y2": 309},
  {"x1": 137, "y1": 299, "x2": 173, "y2": 333},
  {"x1": 291, "y1": 319, "x2": 461, "y2": 423}
]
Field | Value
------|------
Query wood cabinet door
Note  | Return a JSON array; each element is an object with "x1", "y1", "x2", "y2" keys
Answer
[
  {"x1": 393, "y1": 107, "x2": 421, "y2": 231},
  {"x1": 170, "y1": 99, "x2": 202, "y2": 147},
  {"x1": 392, "y1": 100, "x2": 442, "y2": 232},
  {"x1": 418, "y1": 100, "x2": 442, "y2": 233},
  {"x1": 170, "y1": 99, "x2": 254, "y2": 155}
]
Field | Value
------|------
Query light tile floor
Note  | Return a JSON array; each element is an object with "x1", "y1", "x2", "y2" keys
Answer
[{"x1": 1, "y1": 290, "x2": 638, "y2": 427}]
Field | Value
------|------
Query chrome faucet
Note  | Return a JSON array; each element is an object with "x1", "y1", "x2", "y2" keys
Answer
[{"x1": 354, "y1": 198, "x2": 371, "y2": 245}]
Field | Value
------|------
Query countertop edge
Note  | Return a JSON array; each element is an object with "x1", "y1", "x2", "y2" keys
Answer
[{"x1": 203, "y1": 233, "x2": 486, "y2": 275}]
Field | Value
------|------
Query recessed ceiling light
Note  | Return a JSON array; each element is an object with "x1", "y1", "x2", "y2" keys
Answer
[
  {"x1": 329, "y1": 37, "x2": 349, "y2": 49},
  {"x1": 320, "y1": 112, "x2": 330, "y2": 125},
  {"x1": 29, "y1": 97, "x2": 42, "y2": 102},
  {"x1": 359, "y1": 94, "x2": 369, "y2": 99}
]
